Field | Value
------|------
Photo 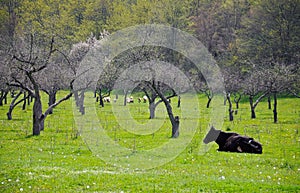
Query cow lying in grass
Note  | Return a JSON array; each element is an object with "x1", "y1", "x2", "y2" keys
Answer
[{"x1": 203, "y1": 126, "x2": 262, "y2": 154}]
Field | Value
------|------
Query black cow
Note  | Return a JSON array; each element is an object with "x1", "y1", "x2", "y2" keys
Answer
[{"x1": 203, "y1": 126, "x2": 262, "y2": 154}]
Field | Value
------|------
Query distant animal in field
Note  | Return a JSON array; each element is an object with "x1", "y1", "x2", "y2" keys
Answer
[
  {"x1": 142, "y1": 95, "x2": 148, "y2": 103},
  {"x1": 139, "y1": 95, "x2": 148, "y2": 103},
  {"x1": 127, "y1": 96, "x2": 134, "y2": 103},
  {"x1": 203, "y1": 126, "x2": 262, "y2": 154},
  {"x1": 103, "y1": 96, "x2": 111, "y2": 103}
]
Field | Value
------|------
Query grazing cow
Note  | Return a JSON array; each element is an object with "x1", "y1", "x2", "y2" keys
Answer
[
  {"x1": 127, "y1": 96, "x2": 134, "y2": 103},
  {"x1": 103, "y1": 96, "x2": 111, "y2": 103},
  {"x1": 203, "y1": 126, "x2": 262, "y2": 154},
  {"x1": 142, "y1": 95, "x2": 148, "y2": 103},
  {"x1": 138, "y1": 96, "x2": 148, "y2": 103}
]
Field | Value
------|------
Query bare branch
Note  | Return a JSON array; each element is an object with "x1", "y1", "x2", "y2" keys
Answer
[
  {"x1": 9, "y1": 77, "x2": 34, "y2": 97},
  {"x1": 288, "y1": 88, "x2": 300, "y2": 98},
  {"x1": 253, "y1": 91, "x2": 269, "y2": 108},
  {"x1": 13, "y1": 55, "x2": 35, "y2": 66},
  {"x1": 41, "y1": 92, "x2": 73, "y2": 121}
]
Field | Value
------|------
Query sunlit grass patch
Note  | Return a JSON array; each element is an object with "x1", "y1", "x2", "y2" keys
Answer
[{"x1": 0, "y1": 91, "x2": 299, "y2": 192}]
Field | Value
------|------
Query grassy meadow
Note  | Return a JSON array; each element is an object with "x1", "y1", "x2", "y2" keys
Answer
[{"x1": 0, "y1": 91, "x2": 299, "y2": 192}]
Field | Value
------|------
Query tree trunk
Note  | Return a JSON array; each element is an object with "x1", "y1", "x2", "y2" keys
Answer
[
  {"x1": 177, "y1": 96, "x2": 181, "y2": 108},
  {"x1": 48, "y1": 91, "x2": 56, "y2": 114},
  {"x1": 22, "y1": 92, "x2": 27, "y2": 110},
  {"x1": 154, "y1": 86, "x2": 179, "y2": 138},
  {"x1": 123, "y1": 90, "x2": 128, "y2": 106},
  {"x1": 149, "y1": 101, "x2": 156, "y2": 119},
  {"x1": 251, "y1": 107, "x2": 256, "y2": 119},
  {"x1": 249, "y1": 96, "x2": 256, "y2": 119},
  {"x1": 4, "y1": 92, "x2": 7, "y2": 104},
  {"x1": 74, "y1": 91, "x2": 85, "y2": 114},
  {"x1": 7, "y1": 111, "x2": 12, "y2": 120},
  {"x1": 234, "y1": 93, "x2": 241, "y2": 109},
  {"x1": 227, "y1": 94, "x2": 234, "y2": 121},
  {"x1": 268, "y1": 95, "x2": 272, "y2": 110},
  {"x1": 273, "y1": 92, "x2": 278, "y2": 123},
  {"x1": 33, "y1": 94, "x2": 43, "y2": 135},
  {"x1": 74, "y1": 91, "x2": 79, "y2": 107},
  {"x1": 172, "y1": 116, "x2": 180, "y2": 138},
  {"x1": 204, "y1": 91, "x2": 213, "y2": 108},
  {"x1": 80, "y1": 105, "x2": 85, "y2": 114},
  {"x1": 0, "y1": 91, "x2": 8, "y2": 106},
  {"x1": 79, "y1": 91, "x2": 85, "y2": 115},
  {"x1": 0, "y1": 93, "x2": 3, "y2": 106},
  {"x1": 11, "y1": 90, "x2": 15, "y2": 98},
  {"x1": 206, "y1": 97, "x2": 212, "y2": 108},
  {"x1": 0, "y1": 91, "x2": 3, "y2": 106},
  {"x1": 27, "y1": 94, "x2": 31, "y2": 106},
  {"x1": 7, "y1": 91, "x2": 22, "y2": 120},
  {"x1": 99, "y1": 94, "x2": 104, "y2": 107}
]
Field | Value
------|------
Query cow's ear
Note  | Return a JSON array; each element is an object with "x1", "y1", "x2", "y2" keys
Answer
[{"x1": 249, "y1": 138, "x2": 253, "y2": 140}]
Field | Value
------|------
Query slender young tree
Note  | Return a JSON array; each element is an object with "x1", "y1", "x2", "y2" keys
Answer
[
  {"x1": 243, "y1": 67, "x2": 269, "y2": 119},
  {"x1": 263, "y1": 63, "x2": 298, "y2": 123},
  {"x1": 223, "y1": 67, "x2": 244, "y2": 121}
]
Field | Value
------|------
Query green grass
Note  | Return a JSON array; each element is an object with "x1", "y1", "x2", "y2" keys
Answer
[{"x1": 0, "y1": 91, "x2": 299, "y2": 192}]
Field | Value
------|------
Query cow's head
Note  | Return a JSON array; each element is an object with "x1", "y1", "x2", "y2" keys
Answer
[{"x1": 203, "y1": 126, "x2": 220, "y2": 144}]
